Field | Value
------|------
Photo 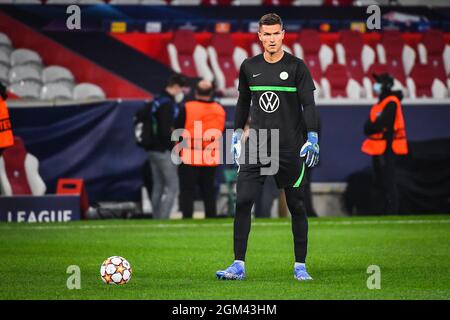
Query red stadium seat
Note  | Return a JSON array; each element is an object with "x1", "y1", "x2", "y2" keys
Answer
[
  {"x1": 293, "y1": 29, "x2": 333, "y2": 85},
  {"x1": 377, "y1": 31, "x2": 416, "y2": 86},
  {"x1": 167, "y1": 30, "x2": 213, "y2": 81},
  {"x1": 407, "y1": 63, "x2": 448, "y2": 98},
  {"x1": 335, "y1": 30, "x2": 375, "y2": 88},
  {"x1": 0, "y1": 137, "x2": 46, "y2": 196},
  {"x1": 417, "y1": 29, "x2": 450, "y2": 83},
  {"x1": 207, "y1": 33, "x2": 247, "y2": 97},
  {"x1": 321, "y1": 63, "x2": 362, "y2": 99}
]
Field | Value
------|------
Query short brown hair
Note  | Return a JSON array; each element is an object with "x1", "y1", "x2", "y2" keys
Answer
[{"x1": 259, "y1": 13, "x2": 283, "y2": 30}]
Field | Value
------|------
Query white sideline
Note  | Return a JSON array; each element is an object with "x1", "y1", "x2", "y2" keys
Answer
[{"x1": 1, "y1": 218, "x2": 450, "y2": 230}]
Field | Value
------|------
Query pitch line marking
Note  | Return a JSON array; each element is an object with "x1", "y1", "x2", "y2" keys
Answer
[{"x1": 1, "y1": 219, "x2": 450, "y2": 231}]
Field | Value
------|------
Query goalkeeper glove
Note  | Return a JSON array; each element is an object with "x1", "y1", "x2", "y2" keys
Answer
[
  {"x1": 231, "y1": 131, "x2": 242, "y2": 165},
  {"x1": 300, "y1": 132, "x2": 320, "y2": 168}
]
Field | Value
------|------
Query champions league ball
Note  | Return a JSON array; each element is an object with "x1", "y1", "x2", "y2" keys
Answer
[{"x1": 100, "y1": 256, "x2": 132, "y2": 285}]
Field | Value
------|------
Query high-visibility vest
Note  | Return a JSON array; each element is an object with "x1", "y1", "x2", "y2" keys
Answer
[
  {"x1": 361, "y1": 95, "x2": 408, "y2": 156},
  {"x1": 0, "y1": 98, "x2": 14, "y2": 149},
  {"x1": 180, "y1": 100, "x2": 225, "y2": 166}
]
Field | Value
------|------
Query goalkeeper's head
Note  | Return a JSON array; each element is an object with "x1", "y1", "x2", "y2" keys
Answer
[{"x1": 258, "y1": 13, "x2": 285, "y2": 56}]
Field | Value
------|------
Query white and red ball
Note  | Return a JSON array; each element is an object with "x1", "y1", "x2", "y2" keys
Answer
[{"x1": 100, "y1": 256, "x2": 132, "y2": 285}]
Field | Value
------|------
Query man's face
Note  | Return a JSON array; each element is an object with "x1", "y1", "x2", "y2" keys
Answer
[{"x1": 258, "y1": 24, "x2": 285, "y2": 55}]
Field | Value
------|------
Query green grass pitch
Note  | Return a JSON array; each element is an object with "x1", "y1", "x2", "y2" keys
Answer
[{"x1": 1, "y1": 215, "x2": 449, "y2": 300}]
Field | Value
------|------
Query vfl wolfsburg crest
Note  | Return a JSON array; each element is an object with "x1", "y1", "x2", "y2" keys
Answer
[{"x1": 259, "y1": 91, "x2": 280, "y2": 113}]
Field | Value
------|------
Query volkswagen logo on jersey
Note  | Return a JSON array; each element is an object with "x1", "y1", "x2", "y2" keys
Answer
[{"x1": 259, "y1": 91, "x2": 280, "y2": 113}]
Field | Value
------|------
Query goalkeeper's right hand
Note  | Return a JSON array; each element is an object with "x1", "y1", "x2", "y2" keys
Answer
[{"x1": 231, "y1": 131, "x2": 242, "y2": 166}]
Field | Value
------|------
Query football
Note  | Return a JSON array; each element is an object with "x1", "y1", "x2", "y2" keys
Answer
[{"x1": 100, "y1": 256, "x2": 132, "y2": 285}]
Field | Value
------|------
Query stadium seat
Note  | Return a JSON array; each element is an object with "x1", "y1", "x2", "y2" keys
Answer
[
  {"x1": 335, "y1": 30, "x2": 375, "y2": 96},
  {"x1": 0, "y1": 65, "x2": 9, "y2": 85},
  {"x1": 406, "y1": 63, "x2": 448, "y2": 99},
  {"x1": 293, "y1": 0, "x2": 324, "y2": 4},
  {"x1": 8, "y1": 65, "x2": 42, "y2": 84},
  {"x1": 9, "y1": 81, "x2": 42, "y2": 100},
  {"x1": 0, "y1": 51, "x2": 10, "y2": 67},
  {"x1": 73, "y1": 83, "x2": 106, "y2": 100},
  {"x1": 377, "y1": 31, "x2": 416, "y2": 86},
  {"x1": 171, "y1": 0, "x2": 200, "y2": 4},
  {"x1": 207, "y1": 33, "x2": 247, "y2": 97},
  {"x1": 231, "y1": 0, "x2": 262, "y2": 5},
  {"x1": 10, "y1": 48, "x2": 43, "y2": 69},
  {"x1": 42, "y1": 65, "x2": 75, "y2": 88},
  {"x1": 293, "y1": 29, "x2": 333, "y2": 98},
  {"x1": 321, "y1": 63, "x2": 362, "y2": 99},
  {"x1": 201, "y1": 0, "x2": 232, "y2": 4},
  {"x1": 109, "y1": 0, "x2": 140, "y2": 4},
  {"x1": 41, "y1": 83, "x2": 73, "y2": 100},
  {"x1": 417, "y1": 29, "x2": 450, "y2": 84},
  {"x1": 263, "y1": 0, "x2": 293, "y2": 4},
  {"x1": 0, "y1": 33, "x2": 13, "y2": 57},
  {"x1": 167, "y1": 29, "x2": 213, "y2": 81},
  {"x1": 0, "y1": 137, "x2": 46, "y2": 196},
  {"x1": 364, "y1": 62, "x2": 408, "y2": 99},
  {"x1": 0, "y1": 32, "x2": 12, "y2": 47}
]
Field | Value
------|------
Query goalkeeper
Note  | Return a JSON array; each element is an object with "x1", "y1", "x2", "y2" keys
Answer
[{"x1": 216, "y1": 13, "x2": 320, "y2": 281}]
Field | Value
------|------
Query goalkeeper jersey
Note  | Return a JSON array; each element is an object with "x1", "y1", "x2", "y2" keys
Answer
[{"x1": 237, "y1": 51, "x2": 316, "y2": 153}]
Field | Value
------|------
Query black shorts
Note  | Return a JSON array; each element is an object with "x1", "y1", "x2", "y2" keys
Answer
[{"x1": 237, "y1": 152, "x2": 307, "y2": 189}]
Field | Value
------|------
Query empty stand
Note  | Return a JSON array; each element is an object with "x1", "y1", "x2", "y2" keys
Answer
[
  {"x1": 9, "y1": 82, "x2": 41, "y2": 100},
  {"x1": 321, "y1": 63, "x2": 362, "y2": 99},
  {"x1": 335, "y1": 30, "x2": 375, "y2": 97},
  {"x1": 10, "y1": 48, "x2": 43, "y2": 69},
  {"x1": 9, "y1": 65, "x2": 42, "y2": 84},
  {"x1": 73, "y1": 83, "x2": 106, "y2": 100},
  {"x1": 167, "y1": 29, "x2": 213, "y2": 81},
  {"x1": 376, "y1": 31, "x2": 416, "y2": 86},
  {"x1": 417, "y1": 29, "x2": 450, "y2": 85},
  {"x1": 407, "y1": 63, "x2": 448, "y2": 99},
  {"x1": 207, "y1": 33, "x2": 247, "y2": 97},
  {"x1": 41, "y1": 83, "x2": 73, "y2": 100}
]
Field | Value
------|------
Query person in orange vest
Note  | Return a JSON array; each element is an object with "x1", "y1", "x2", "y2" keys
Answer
[
  {"x1": 362, "y1": 73, "x2": 408, "y2": 215},
  {"x1": 175, "y1": 79, "x2": 226, "y2": 219},
  {"x1": 0, "y1": 82, "x2": 14, "y2": 155}
]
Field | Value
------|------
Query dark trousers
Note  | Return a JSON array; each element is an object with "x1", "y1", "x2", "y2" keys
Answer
[
  {"x1": 372, "y1": 150, "x2": 399, "y2": 215},
  {"x1": 178, "y1": 163, "x2": 218, "y2": 219},
  {"x1": 234, "y1": 178, "x2": 309, "y2": 263}
]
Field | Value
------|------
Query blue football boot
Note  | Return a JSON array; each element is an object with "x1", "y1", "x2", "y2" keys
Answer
[
  {"x1": 294, "y1": 264, "x2": 313, "y2": 281},
  {"x1": 216, "y1": 261, "x2": 246, "y2": 280}
]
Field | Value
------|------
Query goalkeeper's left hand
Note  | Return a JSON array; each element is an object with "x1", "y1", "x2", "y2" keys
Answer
[{"x1": 300, "y1": 132, "x2": 320, "y2": 168}]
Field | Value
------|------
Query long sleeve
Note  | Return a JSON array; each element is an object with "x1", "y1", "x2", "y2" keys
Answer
[
  {"x1": 296, "y1": 60, "x2": 319, "y2": 133},
  {"x1": 234, "y1": 60, "x2": 251, "y2": 130},
  {"x1": 174, "y1": 104, "x2": 186, "y2": 130},
  {"x1": 299, "y1": 90, "x2": 319, "y2": 133}
]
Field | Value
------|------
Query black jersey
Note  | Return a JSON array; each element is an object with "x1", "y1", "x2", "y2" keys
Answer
[{"x1": 237, "y1": 51, "x2": 316, "y2": 153}]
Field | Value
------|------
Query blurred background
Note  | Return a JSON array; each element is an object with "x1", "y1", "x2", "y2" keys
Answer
[{"x1": 0, "y1": 0, "x2": 449, "y2": 220}]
